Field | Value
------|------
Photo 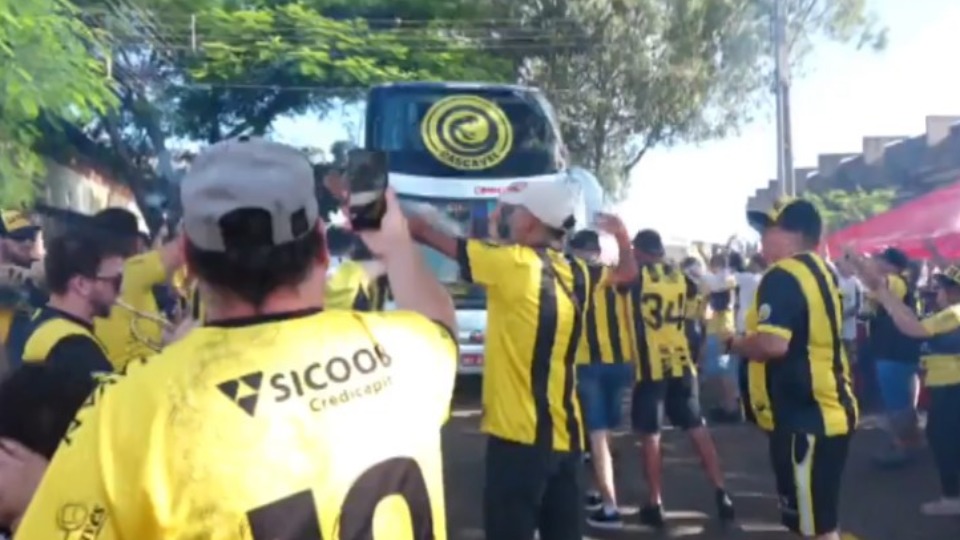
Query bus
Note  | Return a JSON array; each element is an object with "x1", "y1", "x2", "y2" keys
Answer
[{"x1": 365, "y1": 81, "x2": 604, "y2": 374}]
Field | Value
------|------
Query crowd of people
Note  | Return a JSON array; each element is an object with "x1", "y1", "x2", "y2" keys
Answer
[{"x1": 0, "y1": 137, "x2": 955, "y2": 540}]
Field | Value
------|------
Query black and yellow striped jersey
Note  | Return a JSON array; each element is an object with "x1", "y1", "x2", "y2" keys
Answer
[
  {"x1": 576, "y1": 265, "x2": 635, "y2": 364},
  {"x1": 326, "y1": 260, "x2": 389, "y2": 312},
  {"x1": 457, "y1": 238, "x2": 597, "y2": 452},
  {"x1": 627, "y1": 263, "x2": 697, "y2": 381},
  {"x1": 743, "y1": 252, "x2": 858, "y2": 435}
]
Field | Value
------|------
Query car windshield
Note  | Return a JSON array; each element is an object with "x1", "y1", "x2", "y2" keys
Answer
[{"x1": 367, "y1": 85, "x2": 561, "y2": 178}]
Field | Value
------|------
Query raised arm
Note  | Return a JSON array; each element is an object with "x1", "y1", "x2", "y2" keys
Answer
[
  {"x1": 359, "y1": 189, "x2": 455, "y2": 332},
  {"x1": 593, "y1": 213, "x2": 638, "y2": 285}
]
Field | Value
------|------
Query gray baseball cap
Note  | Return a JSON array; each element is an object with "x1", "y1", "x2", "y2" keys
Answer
[{"x1": 181, "y1": 138, "x2": 319, "y2": 251}]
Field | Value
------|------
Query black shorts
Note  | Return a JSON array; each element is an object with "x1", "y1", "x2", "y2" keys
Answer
[
  {"x1": 483, "y1": 436, "x2": 584, "y2": 540},
  {"x1": 769, "y1": 431, "x2": 851, "y2": 536},
  {"x1": 630, "y1": 376, "x2": 704, "y2": 435}
]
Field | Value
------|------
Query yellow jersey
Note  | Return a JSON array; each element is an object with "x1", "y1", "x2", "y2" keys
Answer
[
  {"x1": 19, "y1": 306, "x2": 112, "y2": 378},
  {"x1": 457, "y1": 239, "x2": 596, "y2": 452},
  {"x1": 94, "y1": 250, "x2": 169, "y2": 369},
  {"x1": 628, "y1": 263, "x2": 697, "y2": 381},
  {"x1": 742, "y1": 252, "x2": 858, "y2": 435},
  {"x1": 919, "y1": 304, "x2": 960, "y2": 387},
  {"x1": 17, "y1": 308, "x2": 457, "y2": 539},
  {"x1": 704, "y1": 273, "x2": 736, "y2": 335},
  {"x1": 326, "y1": 260, "x2": 389, "y2": 311},
  {"x1": 577, "y1": 265, "x2": 635, "y2": 364}
]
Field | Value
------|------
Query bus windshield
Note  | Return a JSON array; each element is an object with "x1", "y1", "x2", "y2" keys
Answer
[
  {"x1": 367, "y1": 84, "x2": 562, "y2": 178},
  {"x1": 400, "y1": 195, "x2": 495, "y2": 310}
]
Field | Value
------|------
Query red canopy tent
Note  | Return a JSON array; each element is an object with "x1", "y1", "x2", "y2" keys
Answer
[{"x1": 824, "y1": 180, "x2": 960, "y2": 259}]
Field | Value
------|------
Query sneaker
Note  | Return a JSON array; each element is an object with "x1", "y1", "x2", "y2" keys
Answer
[
  {"x1": 638, "y1": 504, "x2": 666, "y2": 529},
  {"x1": 586, "y1": 507, "x2": 623, "y2": 529},
  {"x1": 921, "y1": 497, "x2": 960, "y2": 516},
  {"x1": 584, "y1": 491, "x2": 603, "y2": 511},
  {"x1": 715, "y1": 488, "x2": 736, "y2": 521}
]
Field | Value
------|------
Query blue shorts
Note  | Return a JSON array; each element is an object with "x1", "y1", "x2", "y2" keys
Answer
[
  {"x1": 576, "y1": 363, "x2": 634, "y2": 431},
  {"x1": 875, "y1": 359, "x2": 919, "y2": 412},
  {"x1": 702, "y1": 334, "x2": 740, "y2": 377}
]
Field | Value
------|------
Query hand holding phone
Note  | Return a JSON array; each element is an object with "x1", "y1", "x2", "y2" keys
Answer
[{"x1": 345, "y1": 149, "x2": 389, "y2": 230}]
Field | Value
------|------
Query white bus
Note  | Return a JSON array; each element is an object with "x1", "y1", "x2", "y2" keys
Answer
[{"x1": 366, "y1": 82, "x2": 604, "y2": 374}]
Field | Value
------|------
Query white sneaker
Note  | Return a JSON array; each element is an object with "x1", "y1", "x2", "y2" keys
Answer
[{"x1": 921, "y1": 497, "x2": 960, "y2": 516}]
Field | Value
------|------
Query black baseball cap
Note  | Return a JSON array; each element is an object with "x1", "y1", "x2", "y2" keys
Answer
[
  {"x1": 935, "y1": 265, "x2": 960, "y2": 289},
  {"x1": 0, "y1": 209, "x2": 39, "y2": 241},
  {"x1": 632, "y1": 229, "x2": 665, "y2": 256},
  {"x1": 747, "y1": 198, "x2": 822, "y2": 242},
  {"x1": 876, "y1": 247, "x2": 910, "y2": 271},
  {"x1": 569, "y1": 230, "x2": 601, "y2": 252}
]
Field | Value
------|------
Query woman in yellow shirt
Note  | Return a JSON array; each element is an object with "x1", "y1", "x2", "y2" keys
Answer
[{"x1": 857, "y1": 261, "x2": 960, "y2": 517}]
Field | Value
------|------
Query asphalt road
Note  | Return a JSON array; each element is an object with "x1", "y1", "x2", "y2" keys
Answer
[{"x1": 443, "y1": 377, "x2": 960, "y2": 540}]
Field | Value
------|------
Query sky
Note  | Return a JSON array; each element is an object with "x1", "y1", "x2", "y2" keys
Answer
[{"x1": 272, "y1": 0, "x2": 960, "y2": 244}]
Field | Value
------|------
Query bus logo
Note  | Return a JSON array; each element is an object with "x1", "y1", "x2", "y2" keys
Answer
[{"x1": 421, "y1": 95, "x2": 513, "y2": 171}]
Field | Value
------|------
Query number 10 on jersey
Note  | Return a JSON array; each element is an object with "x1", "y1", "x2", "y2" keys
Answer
[{"x1": 246, "y1": 457, "x2": 435, "y2": 539}]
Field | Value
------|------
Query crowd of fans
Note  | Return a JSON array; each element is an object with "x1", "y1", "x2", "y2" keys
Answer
[{"x1": 0, "y1": 138, "x2": 955, "y2": 540}]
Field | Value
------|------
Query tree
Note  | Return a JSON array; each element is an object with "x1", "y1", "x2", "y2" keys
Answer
[
  {"x1": 30, "y1": 0, "x2": 515, "y2": 231},
  {"x1": 504, "y1": 0, "x2": 886, "y2": 196},
  {"x1": 0, "y1": 0, "x2": 116, "y2": 206},
  {"x1": 805, "y1": 187, "x2": 895, "y2": 232},
  {"x1": 166, "y1": 1, "x2": 515, "y2": 142}
]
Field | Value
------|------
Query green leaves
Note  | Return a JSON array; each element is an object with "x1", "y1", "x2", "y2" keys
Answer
[
  {"x1": 0, "y1": 0, "x2": 116, "y2": 206},
  {"x1": 169, "y1": 1, "x2": 513, "y2": 141},
  {"x1": 513, "y1": 0, "x2": 885, "y2": 196},
  {"x1": 806, "y1": 187, "x2": 895, "y2": 232}
]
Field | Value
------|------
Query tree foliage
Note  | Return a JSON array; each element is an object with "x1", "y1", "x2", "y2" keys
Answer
[
  {"x1": 11, "y1": 0, "x2": 886, "y2": 222},
  {"x1": 169, "y1": 0, "x2": 514, "y2": 142},
  {"x1": 0, "y1": 0, "x2": 116, "y2": 206},
  {"x1": 502, "y1": 0, "x2": 886, "y2": 196},
  {"x1": 806, "y1": 187, "x2": 895, "y2": 232}
]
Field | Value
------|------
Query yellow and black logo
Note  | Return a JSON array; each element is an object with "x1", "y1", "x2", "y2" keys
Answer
[
  {"x1": 217, "y1": 371, "x2": 264, "y2": 417},
  {"x1": 421, "y1": 95, "x2": 513, "y2": 171}
]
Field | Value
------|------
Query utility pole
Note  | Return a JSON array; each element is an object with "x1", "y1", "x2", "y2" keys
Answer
[{"x1": 773, "y1": 0, "x2": 796, "y2": 197}]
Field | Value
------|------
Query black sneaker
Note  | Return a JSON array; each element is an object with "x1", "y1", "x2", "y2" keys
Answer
[
  {"x1": 584, "y1": 491, "x2": 602, "y2": 511},
  {"x1": 586, "y1": 507, "x2": 623, "y2": 529},
  {"x1": 716, "y1": 489, "x2": 735, "y2": 522},
  {"x1": 638, "y1": 504, "x2": 666, "y2": 529}
]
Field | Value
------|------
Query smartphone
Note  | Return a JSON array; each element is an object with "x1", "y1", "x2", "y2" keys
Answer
[{"x1": 345, "y1": 149, "x2": 389, "y2": 230}]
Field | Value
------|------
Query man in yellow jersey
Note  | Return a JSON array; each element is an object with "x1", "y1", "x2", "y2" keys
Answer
[
  {"x1": 733, "y1": 198, "x2": 858, "y2": 540},
  {"x1": 16, "y1": 137, "x2": 457, "y2": 540},
  {"x1": 93, "y1": 210, "x2": 185, "y2": 369},
  {"x1": 10, "y1": 232, "x2": 120, "y2": 378},
  {"x1": 0, "y1": 210, "x2": 45, "y2": 366},
  {"x1": 567, "y1": 229, "x2": 635, "y2": 529},
  {"x1": 409, "y1": 181, "x2": 636, "y2": 540},
  {"x1": 0, "y1": 364, "x2": 99, "y2": 535},
  {"x1": 701, "y1": 252, "x2": 742, "y2": 423},
  {"x1": 627, "y1": 229, "x2": 735, "y2": 529},
  {"x1": 850, "y1": 262, "x2": 960, "y2": 516},
  {"x1": 325, "y1": 227, "x2": 389, "y2": 311},
  {"x1": 866, "y1": 247, "x2": 922, "y2": 467}
]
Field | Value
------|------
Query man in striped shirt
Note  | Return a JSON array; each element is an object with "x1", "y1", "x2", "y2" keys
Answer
[{"x1": 569, "y1": 230, "x2": 635, "y2": 529}]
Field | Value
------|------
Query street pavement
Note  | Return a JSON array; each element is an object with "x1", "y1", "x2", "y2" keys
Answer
[{"x1": 443, "y1": 378, "x2": 960, "y2": 540}]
